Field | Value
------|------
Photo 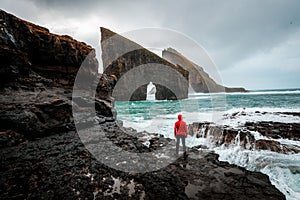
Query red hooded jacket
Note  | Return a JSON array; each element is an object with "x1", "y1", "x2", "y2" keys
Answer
[{"x1": 174, "y1": 114, "x2": 188, "y2": 137}]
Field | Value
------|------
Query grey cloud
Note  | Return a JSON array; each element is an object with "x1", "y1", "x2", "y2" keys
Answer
[
  {"x1": 157, "y1": 0, "x2": 300, "y2": 69},
  {"x1": 1, "y1": 0, "x2": 300, "y2": 89}
]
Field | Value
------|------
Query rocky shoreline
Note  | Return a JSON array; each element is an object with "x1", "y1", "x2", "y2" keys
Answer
[
  {"x1": 0, "y1": 121, "x2": 286, "y2": 199},
  {"x1": 0, "y1": 9, "x2": 286, "y2": 199}
]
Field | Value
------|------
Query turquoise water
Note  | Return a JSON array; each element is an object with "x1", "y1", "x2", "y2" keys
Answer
[
  {"x1": 115, "y1": 89, "x2": 300, "y2": 200},
  {"x1": 116, "y1": 89, "x2": 300, "y2": 124},
  {"x1": 225, "y1": 90, "x2": 300, "y2": 108}
]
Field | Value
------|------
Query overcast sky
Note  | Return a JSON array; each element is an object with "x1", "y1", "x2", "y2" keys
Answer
[{"x1": 2, "y1": 0, "x2": 300, "y2": 90}]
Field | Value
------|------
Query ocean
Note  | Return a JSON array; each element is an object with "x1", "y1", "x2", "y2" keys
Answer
[{"x1": 115, "y1": 89, "x2": 300, "y2": 200}]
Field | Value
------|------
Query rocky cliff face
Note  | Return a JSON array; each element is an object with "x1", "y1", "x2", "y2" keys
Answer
[
  {"x1": 0, "y1": 9, "x2": 113, "y2": 138},
  {"x1": 162, "y1": 48, "x2": 247, "y2": 93},
  {"x1": 0, "y1": 9, "x2": 98, "y2": 88},
  {"x1": 101, "y1": 28, "x2": 189, "y2": 100}
]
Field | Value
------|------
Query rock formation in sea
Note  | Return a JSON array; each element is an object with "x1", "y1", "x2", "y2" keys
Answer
[
  {"x1": 100, "y1": 27, "x2": 189, "y2": 101},
  {"x1": 162, "y1": 48, "x2": 247, "y2": 93},
  {"x1": 0, "y1": 9, "x2": 286, "y2": 199},
  {"x1": 188, "y1": 120, "x2": 300, "y2": 154}
]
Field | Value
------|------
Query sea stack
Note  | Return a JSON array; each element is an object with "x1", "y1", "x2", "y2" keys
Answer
[{"x1": 100, "y1": 28, "x2": 189, "y2": 101}]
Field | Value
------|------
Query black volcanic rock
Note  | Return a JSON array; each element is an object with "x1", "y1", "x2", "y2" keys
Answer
[
  {"x1": 244, "y1": 121, "x2": 300, "y2": 140},
  {"x1": 189, "y1": 120, "x2": 300, "y2": 154},
  {"x1": 162, "y1": 48, "x2": 247, "y2": 93},
  {"x1": 0, "y1": 10, "x2": 114, "y2": 138},
  {"x1": 100, "y1": 27, "x2": 189, "y2": 101},
  {"x1": 0, "y1": 121, "x2": 286, "y2": 200}
]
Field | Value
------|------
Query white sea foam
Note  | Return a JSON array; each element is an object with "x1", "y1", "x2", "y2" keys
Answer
[
  {"x1": 227, "y1": 90, "x2": 300, "y2": 95},
  {"x1": 262, "y1": 165, "x2": 300, "y2": 200},
  {"x1": 220, "y1": 107, "x2": 300, "y2": 127},
  {"x1": 249, "y1": 130, "x2": 300, "y2": 148},
  {"x1": 120, "y1": 109, "x2": 300, "y2": 200},
  {"x1": 215, "y1": 146, "x2": 300, "y2": 200},
  {"x1": 190, "y1": 89, "x2": 300, "y2": 96}
]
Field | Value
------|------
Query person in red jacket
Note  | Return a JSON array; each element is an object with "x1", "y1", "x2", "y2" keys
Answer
[{"x1": 174, "y1": 114, "x2": 188, "y2": 156}]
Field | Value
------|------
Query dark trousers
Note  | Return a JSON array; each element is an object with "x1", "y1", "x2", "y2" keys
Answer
[{"x1": 176, "y1": 135, "x2": 186, "y2": 155}]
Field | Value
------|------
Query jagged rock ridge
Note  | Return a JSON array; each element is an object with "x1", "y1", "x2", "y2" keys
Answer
[{"x1": 162, "y1": 47, "x2": 247, "y2": 93}]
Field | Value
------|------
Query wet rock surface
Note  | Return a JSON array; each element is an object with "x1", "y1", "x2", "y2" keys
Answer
[
  {"x1": 0, "y1": 88, "x2": 74, "y2": 138},
  {"x1": 244, "y1": 121, "x2": 300, "y2": 140},
  {"x1": 165, "y1": 149, "x2": 285, "y2": 200},
  {"x1": 189, "y1": 116, "x2": 300, "y2": 154},
  {"x1": 0, "y1": 121, "x2": 286, "y2": 200}
]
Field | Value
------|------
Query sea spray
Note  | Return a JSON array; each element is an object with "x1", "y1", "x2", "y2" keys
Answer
[{"x1": 115, "y1": 89, "x2": 300, "y2": 200}]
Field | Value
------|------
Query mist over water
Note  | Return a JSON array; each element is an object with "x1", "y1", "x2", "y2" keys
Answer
[{"x1": 115, "y1": 89, "x2": 300, "y2": 200}]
